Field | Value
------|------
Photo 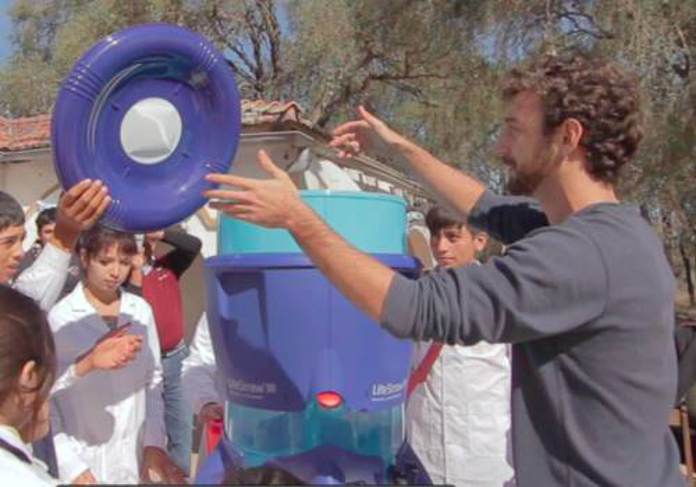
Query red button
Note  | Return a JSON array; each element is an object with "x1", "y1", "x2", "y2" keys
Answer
[{"x1": 316, "y1": 391, "x2": 342, "y2": 408}]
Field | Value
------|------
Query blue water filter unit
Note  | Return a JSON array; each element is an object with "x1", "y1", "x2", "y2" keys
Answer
[
  {"x1": 217, "y1": 190, "x2": 408, "y2": 254},
  {"x1": 199, "y1": 190, "x2": 427, "y2": 485}
]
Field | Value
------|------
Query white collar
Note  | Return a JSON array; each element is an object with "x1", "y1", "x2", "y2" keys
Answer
[
  {"x1": 0, "y1": 424, "x2": 32, "y2": 460},
  {"x1": 67, "y1": 282, "x2": 137, "y2": 315}
]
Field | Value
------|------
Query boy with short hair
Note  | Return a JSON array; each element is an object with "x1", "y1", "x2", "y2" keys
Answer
[
  {"x1": 17, "y1": 206, "x2": 81, "y2": 298},
  {"x1": 10, "y1": 180, "x2": 110, "y2": 309},
  {"x1": 0, "y1": 191, "x2": 27, "y2": 284},
  {"x1": 407, "y1": 206, "x2": 514, "y2": 487}
]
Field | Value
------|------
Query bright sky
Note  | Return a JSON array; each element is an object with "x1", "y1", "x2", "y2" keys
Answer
[{"x1": 0, "y1": 0, "x2": 12, "y2": 65}]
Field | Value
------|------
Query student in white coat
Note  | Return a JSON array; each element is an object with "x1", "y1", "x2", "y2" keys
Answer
[
  {"x1": 0, "y1": 285, "x2": 59, "y2": 486},
  {"x1": 407, "y1": 206, "x2": 515, "y2": 487},
  {"x1": 182, "y1": 313, "x2": 225, "y2": 427},
  {"x1": 1, "y1": 180, "x2": 113, "y2": 479},
  {"x1": 48, "y1": 225, "x2": 185, "y2": 485}
]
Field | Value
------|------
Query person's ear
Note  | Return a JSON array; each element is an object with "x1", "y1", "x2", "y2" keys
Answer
[
  {"x1": 17, "y1": 360, "x2": 37, "y2": 403},
  {"x1": 473, "y1": 232, "x2": 488, "y2": 253},
  {"x1": 561, "y1": 118, "x2": 584, "y2": 153}
]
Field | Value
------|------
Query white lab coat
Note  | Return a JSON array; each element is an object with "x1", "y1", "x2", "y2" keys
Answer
[
  {"x1": 0, "y1": 425, "x2": 58, "y2": 486},
  {"x1": 14, "y1": 243, "x2": 72, "y2": 311},
  {"x1": 407, "y1": 339, "x2": 515, "y2": 487},
  {"x1": 0, "y1": 424, "x2": 58, "y2": 487},
  {"x1": 181, "y1": 313, "x2": 224, "y2": 415},
  {"x1": 48, "y1": 283, "x2": 166, "y2": 484}
]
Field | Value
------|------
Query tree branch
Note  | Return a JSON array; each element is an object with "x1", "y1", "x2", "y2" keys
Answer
[{"x1": 556, "y1": 10, "x2": 615, "y2": 40}]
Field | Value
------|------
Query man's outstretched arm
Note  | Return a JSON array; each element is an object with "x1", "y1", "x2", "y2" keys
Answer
[
  {"x1": 331, "y1": 106, "x2": 486, "y2": 218},
  {"x1": 204, "y1": 151, "x2": 602, "y2": 346},
  {"x1": 204, "y1": 150, "x2": 394, "y2": 321}
]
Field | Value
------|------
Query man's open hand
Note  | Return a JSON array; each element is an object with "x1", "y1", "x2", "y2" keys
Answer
[{"x1": 203, "y1": 150, "x2": 305, "y2": 229}]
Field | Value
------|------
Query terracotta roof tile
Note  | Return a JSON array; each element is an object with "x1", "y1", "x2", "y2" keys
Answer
[
  {"x1": 240, "y1": 99, "x2": 311, "y2": 129},
  {"x1": 0, "y1": 100, "x2": 316, "y2": 153},
  {"x1": 0, "y1": 115, "x2": 52, "y2": 152},
  {"x1": 0, "y1": 101, "x2": 425, "y2": 197}
]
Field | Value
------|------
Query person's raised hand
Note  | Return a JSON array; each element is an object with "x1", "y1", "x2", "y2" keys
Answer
[
  {"x1": 330, "y1": 105, "x2": 405, "y2": 158},
  {"x1": 92, "y1": 324, "x2": 142, "y2": 369},
  {"x1": 203, "y1": 150, "x2": 305, "y2": 229},
  {"x1": 53, "y1": 179, "x2": 111, "y2": 251},
  {"x1": 76, "y1": 324, "x2": 143, "y2": 376}
]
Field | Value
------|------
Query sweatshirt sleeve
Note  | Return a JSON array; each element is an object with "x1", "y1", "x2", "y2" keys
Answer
[
  {"x1": 50, "y1": 364, "x2": 80, "y2": 395},
  {"x1": 159, "y1": 229, "x2": 202, "y2": 279},
  {"x1": 468, "y1": 190, "x2": 549, "y2": 245},
  {"x1": 380, "y1": 223, "x2": 608, "y2": 345},
  {"x1": 14, "y1": 243, "x2": 71, "y2": 311}
]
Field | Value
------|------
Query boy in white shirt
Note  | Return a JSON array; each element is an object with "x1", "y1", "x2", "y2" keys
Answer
[{"x1": 407, "y1": 206, "x2": 515, "y2": 487}]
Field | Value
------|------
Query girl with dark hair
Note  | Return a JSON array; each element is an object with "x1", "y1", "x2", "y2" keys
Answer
[
  {"x1": 0, "y1": 285, "x2": 58, "y2": 485},
  {"x1": 48, "y1": 225, "x2": 185, "y2": 484}
]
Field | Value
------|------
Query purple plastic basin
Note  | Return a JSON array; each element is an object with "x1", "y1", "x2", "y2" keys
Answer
[{"x1": 52, "y1": 22, "x2": 241, "y2": 231}]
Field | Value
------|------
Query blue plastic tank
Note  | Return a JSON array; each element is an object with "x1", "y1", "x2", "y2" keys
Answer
[
  {"x1": 217, "y1": 190, "x2": 407, "y2": 254},
  {"x1": 203, "y1": 253, "x2": 420, "y2": 472}
]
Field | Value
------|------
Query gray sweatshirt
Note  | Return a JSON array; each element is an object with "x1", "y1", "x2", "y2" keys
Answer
[{"x1": 382, "y1": 191, "x2": 684, "y2": 486}]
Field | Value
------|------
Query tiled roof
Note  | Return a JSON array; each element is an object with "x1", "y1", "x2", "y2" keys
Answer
[
  {"x1": 0, "y1": 100, "x2": 318, "y2": 152},
  {"x1": 0, "y1": 100, "x2": 425, "y2": 197},
  {"x1": 240, "y1": 99, "x2": 318, "y2": 134},
  {"x1": 0, "y1": 115, "x2": 52, "y2": 152}
]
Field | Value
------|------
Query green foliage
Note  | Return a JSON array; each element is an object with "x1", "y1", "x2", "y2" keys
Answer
[{"x1": 0, "y1": 0, "x2": 692, "y2": 297}]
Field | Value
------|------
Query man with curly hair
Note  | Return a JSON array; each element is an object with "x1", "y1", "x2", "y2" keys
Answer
[{"x1": 203, "y1": 54, "x2": 683, "y2": 486}]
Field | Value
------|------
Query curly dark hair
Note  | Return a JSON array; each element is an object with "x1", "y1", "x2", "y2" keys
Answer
[{"x1": 502, "y1": 53, "x2": 643, "y2": 184}]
